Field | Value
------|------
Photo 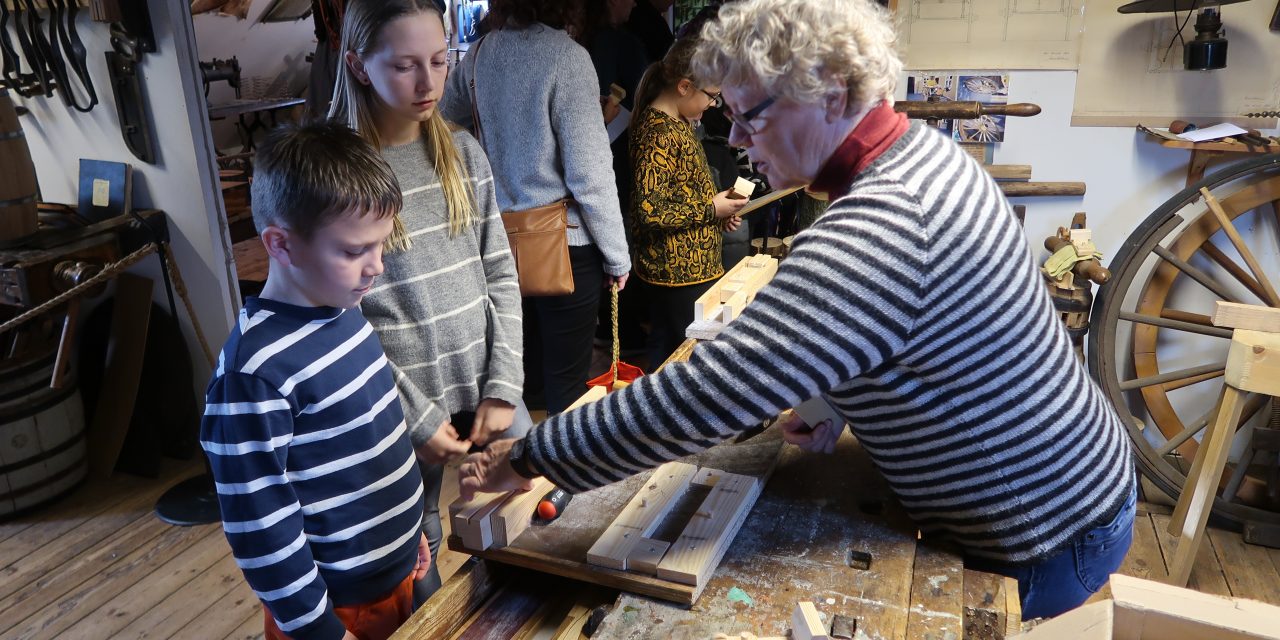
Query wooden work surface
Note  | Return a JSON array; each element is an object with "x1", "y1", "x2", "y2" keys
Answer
[{"x1": 589, "y1": 433, "x2": 1020, "y2": 640}]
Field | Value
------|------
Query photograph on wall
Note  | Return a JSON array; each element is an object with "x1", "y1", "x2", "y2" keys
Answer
[
  {"x1": 954, "y1": 73, "x2": 1009, "y2": 143},
  {"x1": 905, "y1": 73, "x2": 958, "y2": 137}
]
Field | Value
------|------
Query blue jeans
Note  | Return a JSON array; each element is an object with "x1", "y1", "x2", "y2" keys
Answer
[{"x1": 968, "y1": 486, "x2": 1137, "y2": 619}]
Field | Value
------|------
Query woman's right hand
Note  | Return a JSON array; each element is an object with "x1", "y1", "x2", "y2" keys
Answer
[
  {"x1": 712, "y1": 189, "x2": 749, "y2": 219},
  {"x1": 416, "y1": 420, "x2": 472, "y2": 464}
]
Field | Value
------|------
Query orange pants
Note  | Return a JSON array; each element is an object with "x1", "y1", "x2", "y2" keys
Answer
[{"x1": 263, "y1": 573, "x2": 414, "y2": 640}]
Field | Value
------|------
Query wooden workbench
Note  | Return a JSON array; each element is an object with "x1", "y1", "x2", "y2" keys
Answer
[{"x1": 398, "y1": 340, "x2": 1020, "y2": 639}]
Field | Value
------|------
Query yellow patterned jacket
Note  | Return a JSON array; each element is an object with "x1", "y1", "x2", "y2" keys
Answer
[{"x1": 629, "y1": 107, "x2": 724, "y2": 286}]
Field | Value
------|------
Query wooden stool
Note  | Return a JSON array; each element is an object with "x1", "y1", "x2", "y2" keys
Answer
[{"x1": 1166, "y1": 301, "x2": 1280, "y2": 585}]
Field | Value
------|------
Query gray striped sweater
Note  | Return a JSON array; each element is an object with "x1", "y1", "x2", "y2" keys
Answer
[
  {"x1": 360, "y1": 130, "x2": 523, "y2": 445},
  {"x1": 525, "y1": 123, "x2": 1135, "y2": 563}
]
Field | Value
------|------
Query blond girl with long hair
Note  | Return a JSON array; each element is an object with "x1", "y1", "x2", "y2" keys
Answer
[{"x1": 329, "y1": 0, "x2": 528, "y2": 602}]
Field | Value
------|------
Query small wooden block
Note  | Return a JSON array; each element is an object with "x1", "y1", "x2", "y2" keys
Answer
[
  {"x1": 608, "y1": 82, "x2": 626, "y2": 105},
  {"x1": 719, "y1": 281, "x2": 743, "y2": 303},
  {"x1": 1212, "y1": 301, "x2": 1280, "y2": 332},
  {"x1": 625, "y1": 538, "x2": 670, "y2": 575},
  {"x1": 587, "y1": 462, "x2": 698, "y2": 570},
  {"x1": 793, "y1": 397, "x2": 845, "y2": 431},
  {"x1": 490, "y1": 476, "x2": 554, "y2": 548},
  {"x1": 690, "y1": 468, "x2": 724, "y2": 487},
  {"x1": 1225, "y1": 329, "x2": 1280, "y2": 396},
  {"x1": 732, "y1": 176, "x2": 755, "y2": 199},
  {"x1": 719, "y1": 290, "x2": 750, "y2": 323},
  {"x1": 686, "y1": 317, "x2": 725, "y2": 341},
  {"x1": 449, "y1": 490, "x2": 508, "y2": 551},
  {"x1": 792, "y1": 602, "x2": 828, "y2": 640},
  {"x1": 747, "y1": 254, "x2": 772, "y2": 269}
]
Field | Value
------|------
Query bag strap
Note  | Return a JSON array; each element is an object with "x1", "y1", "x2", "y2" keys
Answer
[{"x1": 467, "y1": 36, "x2": 485, "y2": 149}]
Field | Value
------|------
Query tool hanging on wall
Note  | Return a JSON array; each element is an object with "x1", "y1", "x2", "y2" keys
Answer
[
  {"x1": 0, "y1": 1, "x2": 98, "y2": 109},
  {"x1": 97, "y1": 0, "x2": 157, "y2": 163},
  {"x1": 49, "y1": 0, "x2": 99, "y2": 112}
]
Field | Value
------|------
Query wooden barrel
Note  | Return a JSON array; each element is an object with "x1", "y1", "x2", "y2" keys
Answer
[
  {"x1": 0, "y1": 90, "x2": 39, "y2": 245},
  {"x1": 750, "y1": 236, "x2": 785, "y2": 258},
  {"x1": 0, "y1": 353, "x2": 87, "y2": 520}
]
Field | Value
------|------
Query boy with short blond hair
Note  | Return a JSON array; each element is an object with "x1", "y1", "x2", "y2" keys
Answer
[{"x1": 201, "y1": 121, "x2": 428, "y2": 640}]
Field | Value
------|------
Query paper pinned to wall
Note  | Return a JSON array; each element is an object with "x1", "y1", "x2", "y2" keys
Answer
[{"x1": 899, "y1": 0, "x2": 1085, "y2": 70}]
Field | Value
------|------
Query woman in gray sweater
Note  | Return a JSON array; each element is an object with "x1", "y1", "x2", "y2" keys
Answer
[{"x1": 440, "y1": 0, "x2": 632, "y2": 415}]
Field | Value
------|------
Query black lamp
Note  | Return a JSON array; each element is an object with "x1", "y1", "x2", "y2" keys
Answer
[{"x1": 1117, "y1": 0, "x2": 1249, "y2": 71}]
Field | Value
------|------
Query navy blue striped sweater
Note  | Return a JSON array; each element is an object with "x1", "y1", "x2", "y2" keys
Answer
[
  {"x1": 526, "y1": 123, "x2": 1135, "y2": 563},
  {"x1": 201, "y1": 298, "x2": 424, "y2": 640}
]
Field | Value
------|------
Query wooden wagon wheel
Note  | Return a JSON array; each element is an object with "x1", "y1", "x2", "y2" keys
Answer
[{"x1": 1090, "y1": 154, "x2": 1280, "y2": 528}]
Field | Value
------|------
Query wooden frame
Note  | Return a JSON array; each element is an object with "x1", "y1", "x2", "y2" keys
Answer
[{"x1": 687, "y1": 255, "x2": 778, "y2": 341}]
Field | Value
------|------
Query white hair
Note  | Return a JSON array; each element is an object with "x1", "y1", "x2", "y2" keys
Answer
[{"x1": 692, "y1": 0, "x2": 902, "y2": 112}]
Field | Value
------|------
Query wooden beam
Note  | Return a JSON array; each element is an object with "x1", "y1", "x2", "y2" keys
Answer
[
  {"x1": 1212, "y1": 301, "x2": 1280, "y2": 333},
  {"x1": 655, "y1": 471, "x2": 763, "y2": 586},
  {"x1": 1000, "y1": 182, "x2": 1086, "y2": 197},
  {"x1": 490, "y1": 477, "x2": 553, "y2": 548},
  {"x1": 390, "y1": 560, "x2": 505, "y2": 639},
  {"x1": 1226, "y1": 329, "x2": 1280, "y2": 396},
  {"x1": 984, "y1": 164, "x2": 1032, "y2": 181}
]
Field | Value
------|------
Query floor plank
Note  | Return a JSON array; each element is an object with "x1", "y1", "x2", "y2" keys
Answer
[
  {"x1": 1149, "y1": 512, "x2": 1232, "y2": 596},
  {"x1": 1207, "y1": 527, "x2": 1280, "y2": 605},
  {"x1": 1115, "y1": 513, "x2": 1167, "y2": 582},
  {"x1": 8, "y1": 517, "x2": 211, "y2": 639},
  {"x1": 224, "y1": 613, "x2": 266, "y2": 640},
  {"x1": 182, "y1": 579, "x2": 261, "y2": 640},
  {"x1": 64, "y1": 525, "x2": 230, "y2": 639}
]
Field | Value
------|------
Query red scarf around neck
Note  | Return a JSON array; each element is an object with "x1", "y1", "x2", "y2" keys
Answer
[{"x1": 808, "y1": 101, "x2": 908, "y2": 200}]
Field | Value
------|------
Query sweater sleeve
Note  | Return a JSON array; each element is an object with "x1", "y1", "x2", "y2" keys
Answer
[
  {"x1": 630, "y1": 117, "x2": 717, "y2": 231},
  {"x1": 462, "y1": 135, "x2": 525, "y2": 405},
  {"x1": 201, "y1": 372, "x2": 347, "y2": 640},
  {"x1": 549, "y1": 43, "x2": 631, "y2": 276},
  {"x1": 522, "y1": 195, "x2": 926, "y2": 492}
]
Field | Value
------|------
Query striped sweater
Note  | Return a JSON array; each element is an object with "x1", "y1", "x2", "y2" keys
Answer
[
  {"x1": 361, "y1": 130, "x2": 522, "y2": 445},
  {"x1": 201, "y1": 298, "x2": 424, "y2": 640},
  {"x1": 525, "y1": 123, "x2": 1135, "y2": 563}
]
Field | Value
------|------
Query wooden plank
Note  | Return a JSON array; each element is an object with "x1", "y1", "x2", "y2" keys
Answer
[
  {"x1": 905, "y1": 544, "x2": 964, "y2": 640},
  {"x1": 1150, "y1": 513, "x2": 1229, "y2": 595},
  {"x1": 1168, "y1": 386, "x2": 1242, "y2": 585},
  {"x1": 656, "y1": 471, "x2": 762, "y2": 587},
  {"x1": 394, "y1": 560, "x2": 506, "y2": 640},
  {"x1": 587, "y1": 461, "x2": 698, "y2": 570},
  {"x1": 694, "y1": 257, "x2": 751, "y2": 321},
  {"x1": 739, "y1": 186, "x2": 803, "y2": 216},
  {"x1": 60, "y1": 525, "x2": 231, "y2": 638},
  {"x1": 88, "y1": 272, "x2": 154, "y2": 478},
  {"x1": 1212, "y1": 301, "x2": 1280, "y2": 332},
  {"x1": 450, "y1": 489, "x2": 508, "y2": 552},
  {"x1": 6, "y1": 518, "x2": 212, "y2": 639},
  {"x1": 1207, "y1": 527, "x2": 1280, "y2": 605},
  {"x1": 792, "y1": 602, "x2": 829, "y2": 640},
  {"x1": 223, "y1": 614, "x2": 265, "y2": 640},
  {"x1": 963, "y1": 569, "x2": 1016, "y2": 639}
]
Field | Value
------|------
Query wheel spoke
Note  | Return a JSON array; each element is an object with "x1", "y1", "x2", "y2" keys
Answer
[
  {"x1": 1200, "y1": 187, "x2": 1280, "y2": 306},
  {"x1": 1118, "y1": 310, "x2": 1233, "y2": 339},
  {"x1": 1152, "y1": 244, "x2": 1240, "y2": 303},
  {"x1": 1119, "y1": 362, "x2": 1226, "y2": 391},
  {"x1": 1155, "y1": 392, "x2": 1266, "y2": 457},
  {"x1": 1161, "y1": 308, "x2": 1215, "y2": 327},
  {"x1": 1162, "y1": 369, "x2": 1225, "y2": 392},
  {"x1": 1201, "y1": 242, "x2": 1271, "y2": 305}
]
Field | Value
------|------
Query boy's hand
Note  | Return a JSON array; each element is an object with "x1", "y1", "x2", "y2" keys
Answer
[
  {"x1": 458, "y1": 438, "x2": 535, "y2": 502},
  {"x1": 471, "y1": 398, "x2": 515, "y2": 446},
  {"x1": 777, "y1": 410, "x2": 840, "y2": 454},
  {"x1": 416, "y1": 420, "x2": 471, "y2": 464},
  {"x1": 413, "y1": 532, "x2": 432, "y2": 580}
]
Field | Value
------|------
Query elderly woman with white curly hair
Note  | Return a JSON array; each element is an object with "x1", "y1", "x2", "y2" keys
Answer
[{"x1": 459, "y1": 0, "x2": 1136, "y2": 619}]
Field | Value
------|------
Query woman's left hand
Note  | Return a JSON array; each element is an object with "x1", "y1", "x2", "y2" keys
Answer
[
  {"x1": 721, "y1": 215, "x2": 742, "y2": 232},
  {"x1": 776, "y1": 410, "x2": 840, "y2": 454},
  {"x1": 606, "y1": 272, "x2": 630, "y2": 292}
]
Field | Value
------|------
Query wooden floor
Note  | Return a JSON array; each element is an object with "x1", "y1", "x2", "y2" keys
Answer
[{"x1": 5, "y1": 463, "x2": 1280, "y2": 640}]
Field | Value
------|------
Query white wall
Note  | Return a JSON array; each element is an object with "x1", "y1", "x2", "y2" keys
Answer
[
  {"x1": 992, "y1": 70, "x2": 1277, "y2": 269},
  {"x1": 17, "y1": 0, "x2": 237, "y2": 396}
]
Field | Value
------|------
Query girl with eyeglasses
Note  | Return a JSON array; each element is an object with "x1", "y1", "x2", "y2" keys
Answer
[{"x1": 628, "y1": 35, "x2": 747, "y2": 366}]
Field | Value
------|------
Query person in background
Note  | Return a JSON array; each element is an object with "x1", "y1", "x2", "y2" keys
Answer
[
  {"x1": 440, "y1": 0, "x2": 632, "y2": 415},
  {"x1": 628, "y1": 35, "x2": 745, "y2": 369},
  {"x1": 202, "y1": 121, "x2": 429, "y2": 640},
  {"x1": 626, "y1": 0, "x2": 675, "y2": 63},
  {"x1": 458, "y1": 0, "x2": 1137, "y2": 621},
  {"x1": 329, "y1": 0, "x2": 528, "y2": 604},
  {"x1": 583, "y1": 0, "x2": 652, "y2": 359}
]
